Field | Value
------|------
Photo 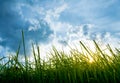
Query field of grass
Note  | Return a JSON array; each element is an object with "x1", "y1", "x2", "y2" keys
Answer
[{"x1": 0, "y1": 31, "x2": 120, "y2": 83}]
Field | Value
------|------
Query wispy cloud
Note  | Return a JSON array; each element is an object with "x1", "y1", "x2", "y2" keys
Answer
[
  {"x1": 0, "y1": 0, "x2": 120, "y2": 57},
  {"x1": 0, "y1": 0, "x2": 53, "y2": 53}
]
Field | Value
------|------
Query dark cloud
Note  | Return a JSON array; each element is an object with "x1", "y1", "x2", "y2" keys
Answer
[{"x1": 0, "y1": 1, "x2": 53, "y2": 53}]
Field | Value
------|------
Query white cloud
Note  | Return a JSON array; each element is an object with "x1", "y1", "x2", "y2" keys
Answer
[
  {"x1": 0, "y1": 46, "x2": 10, "y2": 58},
  {"x1": 53, "y1": 4, "x2": 68, "y2": 19},
  {"x1": 44, "y1": 4, "x2": 68, "y2": 30},
  {"x1": 7, "y1": 0, "x2": 120, "y2": 60},
  {"x1": 28, "y1": 19, "x2": 40, "y2": 31}
]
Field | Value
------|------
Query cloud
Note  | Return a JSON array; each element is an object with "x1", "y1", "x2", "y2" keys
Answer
[
  {"x1": 42, "y1": 1, "x2": 120, "y2": 49},
  {"x1": 0, "y1": 0, "x2": 120, "y2": 58},
  {"x1": 0, "y1": 1, "x2": 53, "y2": 53},
  {"x1": 0, "y1": 45, "x2": 10, "y2": 57},
  {"x1": 60, "y1": 0, "x2": 120, "y2": 32}
]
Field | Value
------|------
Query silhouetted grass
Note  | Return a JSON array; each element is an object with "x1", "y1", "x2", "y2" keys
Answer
[{"x1": 0, "y1": 31, "x2": 120, "y2": 83}]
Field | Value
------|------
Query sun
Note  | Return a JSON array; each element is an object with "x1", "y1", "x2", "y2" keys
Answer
[{"x1": 88, "y1": 57, "x2": 94, "y2": 63}]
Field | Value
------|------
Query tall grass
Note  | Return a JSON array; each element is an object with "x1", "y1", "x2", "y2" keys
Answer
[{"x1": 0, "y1": 31, "x2": 120, "y2": 83}]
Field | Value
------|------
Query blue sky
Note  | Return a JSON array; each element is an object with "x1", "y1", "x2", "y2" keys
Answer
[{"x1": 0, "y1": 0, "x2": 120, "y2": 57}]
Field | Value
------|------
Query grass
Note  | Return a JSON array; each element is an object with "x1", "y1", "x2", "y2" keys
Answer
[{"x1": 0, "y1": 31, "x2": 120, "y2": 83}]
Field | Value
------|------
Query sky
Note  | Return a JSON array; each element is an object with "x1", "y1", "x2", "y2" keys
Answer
[{"x1": 0, "y1": 0, "x2": 120, "y2": 58}]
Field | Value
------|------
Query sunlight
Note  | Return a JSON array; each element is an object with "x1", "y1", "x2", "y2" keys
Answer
[{"x1": 88, "y1": 57, "x2": 94, "y2": 63}]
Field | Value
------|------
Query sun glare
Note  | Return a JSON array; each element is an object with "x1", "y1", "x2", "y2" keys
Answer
[{"x1": 88, "y1": 57, "x2": 94, "y2": 63}]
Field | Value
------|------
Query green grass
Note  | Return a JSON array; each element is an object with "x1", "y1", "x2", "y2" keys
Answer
[{"x1": 0, "y1": 31, "x2": 120, "y2": 83}]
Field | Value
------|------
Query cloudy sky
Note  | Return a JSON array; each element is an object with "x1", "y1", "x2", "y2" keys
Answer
[{"x1": 0, "y1": 0, "x2": 120, "y2": 57}]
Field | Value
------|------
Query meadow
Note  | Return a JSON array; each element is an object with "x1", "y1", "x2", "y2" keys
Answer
[{"x1": 0, "y1": 31, "x2": 120, "y2": 83}]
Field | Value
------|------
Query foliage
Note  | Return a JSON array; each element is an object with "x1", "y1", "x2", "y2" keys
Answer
[{"x1": 0, "y1": 31, "x2": 120, "y2": 83}]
